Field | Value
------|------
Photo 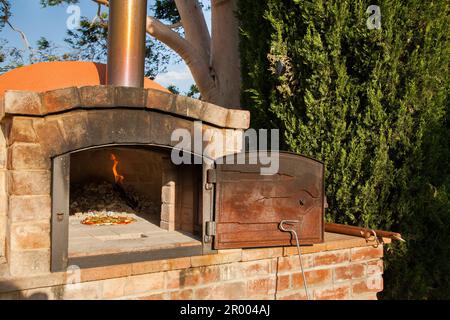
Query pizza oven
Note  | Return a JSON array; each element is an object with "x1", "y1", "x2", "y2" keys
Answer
[
  {"x1": 0, "y1": 0, "x2": 325, "y2": 276},
  {"x1": 51, "y1": 147, "x2": 324, "y2": 270}
]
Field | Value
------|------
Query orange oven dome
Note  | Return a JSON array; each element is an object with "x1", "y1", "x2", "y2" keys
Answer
[{"x1": 0, "y1": 61, "x2": 169, "y2": 98}]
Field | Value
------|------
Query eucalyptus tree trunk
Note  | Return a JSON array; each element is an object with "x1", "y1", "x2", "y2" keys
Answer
[{"x1": 210, "y1": 0, "x2": 241, "y2": 108}]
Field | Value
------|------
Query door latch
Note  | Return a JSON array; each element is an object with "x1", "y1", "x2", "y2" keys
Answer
[{"x1": 57, "y1": 212, "x2": 65, "y2": 222}]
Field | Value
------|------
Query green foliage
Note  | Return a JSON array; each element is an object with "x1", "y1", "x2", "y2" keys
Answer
[
  {"x1": 64, "y1": 16, "x2": 109, "y2": 62},
  {"x1": 0, "y1": 0, "x2": 10, "y2": 30},
  {"x1": 153, "y1": 0, "x2": 180, "y2": 24},
  {"x1": 239, "y1": 0, "x2": 449, "y2": 299},
  {"x1": 166, "y1": 84, "x2": 201, "y2": 99},
  {"x1": 40, "y1": 0, "x2": 78, "y2": 7},
  {"x1": 0, "y1": 0, "x2": 11, "y2": 65},
  {"x1": 34, "y1": 37, "x2": 64, "y2": 62},
  {"x1": 186, "y1": 84, "x2": 200, "y2": 99},
  {"x1": 167, "y1": 84, "x2": 180, "y2": 95}
]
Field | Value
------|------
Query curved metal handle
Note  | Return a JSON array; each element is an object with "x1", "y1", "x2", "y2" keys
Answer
[
  {"x1": 279, "y1": 220, "x2": 300, "y2": 232},
  {"x1": 278, "y1": 219, "x2": 311, "y2": 300}
]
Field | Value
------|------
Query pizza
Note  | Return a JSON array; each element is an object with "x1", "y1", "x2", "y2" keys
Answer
[{"x1": 80, "y1": 213, "x2": 136, "y2": 226}]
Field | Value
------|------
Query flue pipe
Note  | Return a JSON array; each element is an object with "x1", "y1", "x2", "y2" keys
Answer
[{"x1": 107, "y1": 0, "x2": 148, "y2": 87}]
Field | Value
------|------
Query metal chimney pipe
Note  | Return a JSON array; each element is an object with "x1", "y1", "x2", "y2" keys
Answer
[{"x1": 107, "y1": 0, "x2": 148, "y2": 87}]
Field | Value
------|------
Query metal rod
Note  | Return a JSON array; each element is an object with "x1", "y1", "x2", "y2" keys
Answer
[
  {"x1": 107, "y1": 0, "x2": 148, "y2": 87},
  {"x1": 279, "y1": 219, "x2": 311, "y2": 300},
  {"x1": 325, "y1": 222, "x2": 405, "y2": 242}
]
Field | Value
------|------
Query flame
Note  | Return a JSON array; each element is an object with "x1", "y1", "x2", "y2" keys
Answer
[{"x1": 111, "y1": 153, "x2": 124, "y2": 184}]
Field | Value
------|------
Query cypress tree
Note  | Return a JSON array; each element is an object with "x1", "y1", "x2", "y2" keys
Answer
[{"x1": 238, "y1": 0, "x2": 449, "y2": 299}]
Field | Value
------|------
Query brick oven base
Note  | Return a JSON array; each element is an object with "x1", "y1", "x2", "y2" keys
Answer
[{"x1": 0, "y1": 232, "x2": 387, "y2": 300}]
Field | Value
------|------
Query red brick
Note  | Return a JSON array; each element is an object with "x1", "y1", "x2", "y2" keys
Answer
[
  {"x1": 314, "y1": 284, "x2": 350, "y2": 300},
  {"x1": 139, "y1": 293, "x2": 168, "y2": 300},
  {"x1": 124, "y1": 273, "x2": 165, "y2": 295},
  {"x1": 221, "y1": 260, "x2": 271, "y2": 281},
  {"x1": 242, "y1": 247, "x2": 283, "y2": 261},
  {"x1": 277, "y1": 254, "x2": 314, "y2": 272},
  {"x1": 168, "y1": 266, "x2": 220, "y2": 289},
  {"x1": 170, "y1": 289, "x2": 193, "y2": 300},
  {"x1": 101, "y1": 277, "x2": 127, "y2": 299},
  {"x1": 277, "y1": 291, "x2": 307, "y2": 300},
  {"x1": 351, "y1": 293, "x2": 378, "y2": 300},
  {"x1": 276, "y1": 274, "x2": 290, "y2": 291},
  {"x1": 314, "y1": 249, "x2": 350, "y2": 267},
  {"x1": 80, "y1": 264, "x2": 132, "y2": 282},
  {"x1": 165, "y1": 270, "x2": 181, "y2": 290},
  {"x1": 247, "y1": 277, "x2": 276, "y2": 296},
  {"x1": 194, "y1": 282, "x2": 246, "y2": 300},
  {"x1": 351, "y1": 246, "x2": 383, "y2": 261},
  {"x1": 367, "y1": 260, "x2": 383, "y2": 275},
  {"x1": 334, "y1": 263, "x2": 366, "y2": 282},
  {"x1": 190, "y1": 251, "x2": 242, "y2": 267},
  {"x1": 292, "y1": 269, "x2": 332, "y2": 289},
  {"x1": 62, "y1": 281, "x2": 101, "y2": 300},
  {"x1": 131, "y1": 257, "x2": 191, "y2": 275},
  {"x1": 352, "y1": 275, "x2": 383, "y2": 295}
]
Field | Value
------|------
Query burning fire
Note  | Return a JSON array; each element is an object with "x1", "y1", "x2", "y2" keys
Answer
[{"x1": 111, "y1": 153, "x2": 124, "y2": 184}]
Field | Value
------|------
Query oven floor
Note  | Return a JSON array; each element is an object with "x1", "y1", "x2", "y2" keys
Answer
[{"x1": 68, "y1": 214, "x2": 201, "y2": 258}]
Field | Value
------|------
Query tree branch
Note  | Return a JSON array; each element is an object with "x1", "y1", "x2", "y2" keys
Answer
[
  {"x1": 175, "y1": 0, "x2": 211, "y2": 62},
  {"x1": 1, "y1": 0, "x2": 32, "y2": 50},
  {"x1": 146, "y1": 16, "x2": 218, "y2": 102},
  {"x1": 168, "y1": 21, "x2": 183, "y2": 29},
  {"x1": 92, "y1": 0, "x2": 109, "y2": 6}
]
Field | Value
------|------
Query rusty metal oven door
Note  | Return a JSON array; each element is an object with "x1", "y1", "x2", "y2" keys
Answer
[{"x1": 207, "y1": 151, "x2": 324, "y2": 250}]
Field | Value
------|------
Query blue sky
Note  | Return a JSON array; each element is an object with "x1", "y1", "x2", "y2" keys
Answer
[{"x1": 0, "y1": 0, "x2": 208, "y2": 92}]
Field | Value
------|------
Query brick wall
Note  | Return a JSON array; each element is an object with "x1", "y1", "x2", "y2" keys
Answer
[
  {"x1": 0, "y1": 242, "x2": 385, "y2": 300},
  {"x1": 0, "y1": 120, "x2": 6, "y2": 262}
]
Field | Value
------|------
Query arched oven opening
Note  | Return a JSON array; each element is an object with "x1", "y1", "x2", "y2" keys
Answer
[{"x1": 66, "y1": 145, "x2": 203, "y2": 260}]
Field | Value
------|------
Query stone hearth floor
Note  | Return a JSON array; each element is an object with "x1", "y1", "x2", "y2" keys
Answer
[{"x1": 69, "y1": 214, "x2": 200, "y2": 258}]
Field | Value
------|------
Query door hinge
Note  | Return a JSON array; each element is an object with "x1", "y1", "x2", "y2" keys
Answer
[
  {"x1": 205, "y1": 221, "x2": 216, "y2": 237},
  {"x1": 206, "y1": 169, "x2": 216, "y2": 184},
  {"x1": 205, "y1": 169, "x2": 216, "y2": 190}
]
